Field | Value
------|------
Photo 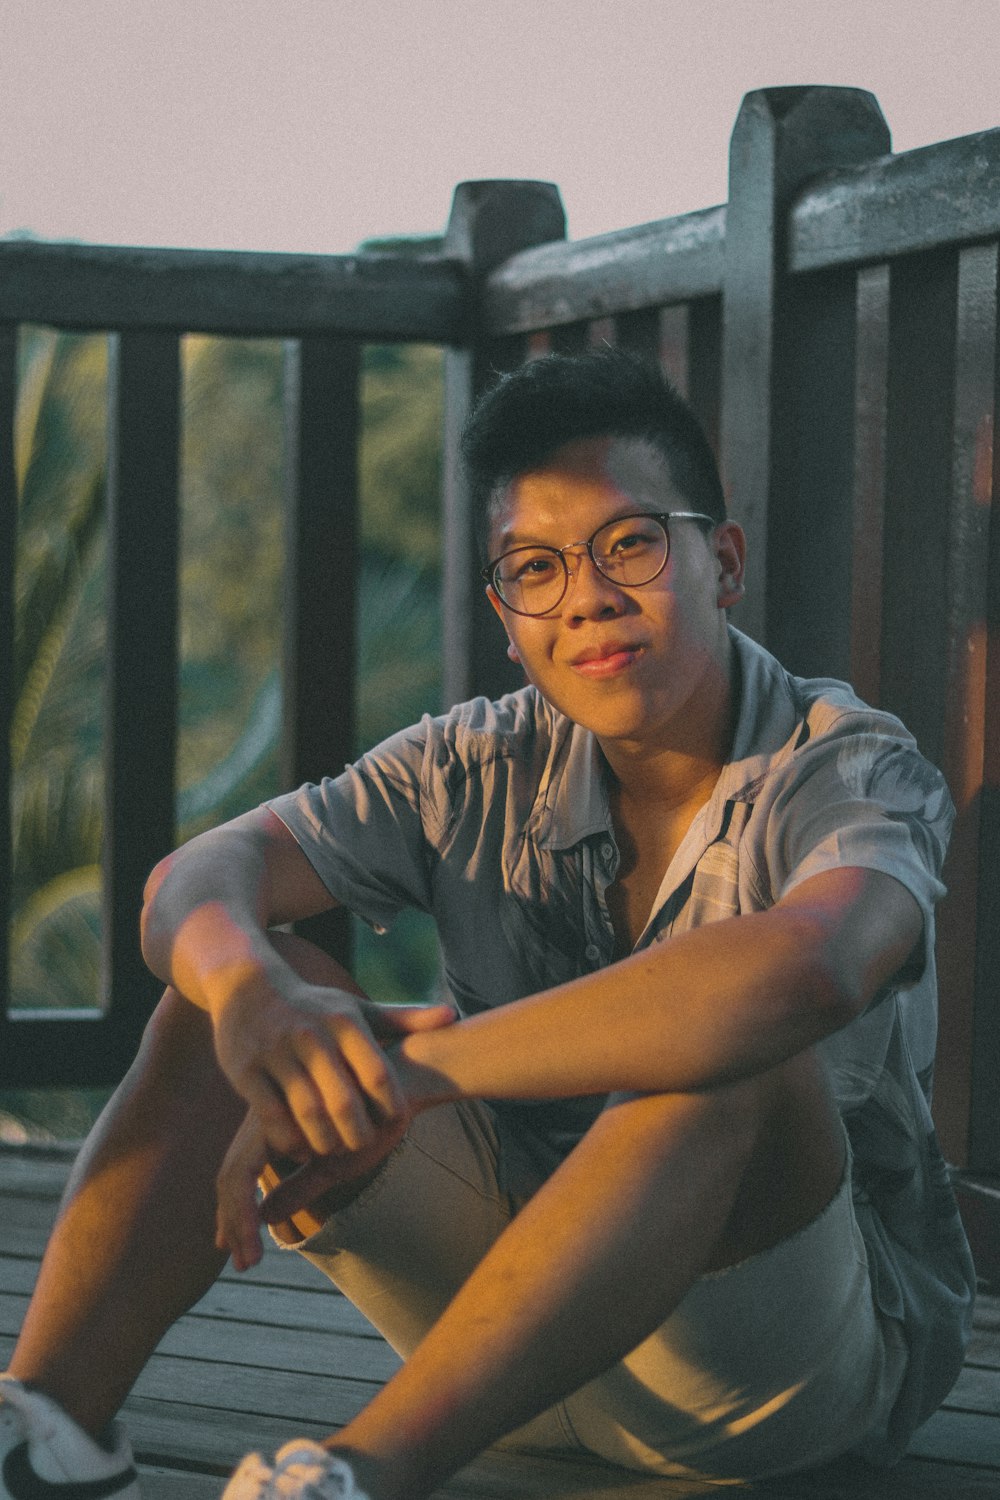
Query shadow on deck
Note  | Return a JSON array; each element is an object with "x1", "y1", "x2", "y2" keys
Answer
[{"x1": 1, "y1": 1145, "x2": 998, "y2": 1499}]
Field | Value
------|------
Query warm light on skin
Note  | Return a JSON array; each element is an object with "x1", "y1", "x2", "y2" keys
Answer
[
  {"x1": 160, "y1": 902, "x2": 266, "y2": 1017},
  {"x1": 487, "y1": 436, "x2": 746, "y2": 793}
]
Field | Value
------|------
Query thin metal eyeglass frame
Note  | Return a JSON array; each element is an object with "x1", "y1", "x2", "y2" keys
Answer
[{"x1": 482, "y1": 510, "x2": 717, "y2": 617}]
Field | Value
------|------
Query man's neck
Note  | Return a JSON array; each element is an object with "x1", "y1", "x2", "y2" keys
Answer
[{"x1": 599, "y1": 639, "x2": 738, "y2": 818}]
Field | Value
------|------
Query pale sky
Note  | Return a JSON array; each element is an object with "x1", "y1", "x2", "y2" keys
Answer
[{"x1": 3, "y1": 0, "x2": 999, "y2": 255}]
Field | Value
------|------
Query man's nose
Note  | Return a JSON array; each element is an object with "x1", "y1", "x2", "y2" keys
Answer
[{"x1": 561, "y1": 545, "x2": 625, "y2": 611}]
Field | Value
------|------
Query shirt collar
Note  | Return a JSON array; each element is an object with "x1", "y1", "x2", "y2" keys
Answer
[
  {"x1": 711, "y1": 627, "x2": 801, "y2": 803},
  {"x1": 531, "y1": 718, "x2": 614, "y2": 851}
]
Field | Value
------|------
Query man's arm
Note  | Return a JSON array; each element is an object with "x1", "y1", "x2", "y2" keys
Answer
[
  {"x1": 140, "y1": 807, "x2": 450, "y2": 1157},
  {"x1": 232, "y1": 863, "x2": 919, "y2": 1247},
  {"x1": 394, "y1": 865, "x2": 922, "y2": 1109}
]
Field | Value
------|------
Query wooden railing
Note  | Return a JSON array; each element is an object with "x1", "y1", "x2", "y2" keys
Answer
[{"x1": 1, "y1": 86, "x2": 997, "y2": 1179}]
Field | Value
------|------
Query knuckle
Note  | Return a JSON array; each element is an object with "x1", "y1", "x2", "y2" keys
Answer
[
  {"x1": 367, "y1": 1056, "x2": 392, "y2": 1090},
  {"x1": 294, "y1": 1094, "x2": 328, "y2": 1127}
]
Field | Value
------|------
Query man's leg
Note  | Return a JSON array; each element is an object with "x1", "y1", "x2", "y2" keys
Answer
[
  {"x1": 8, "y1": 932, "x2": 367, "y2": 1439},
  {"x1": 7, "y1": 991, "x2": 245, "y2": 1435},
  {"x1": 316, "y1": 1053, "x2": 847, "y2": 1500}
]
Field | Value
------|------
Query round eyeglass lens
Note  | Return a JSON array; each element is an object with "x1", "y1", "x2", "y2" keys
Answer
[
  {"x1": 591, "y1": 514, "x2": 669, "y2": 585},
  {"x1": 494, "y1": 547, "x2": 566, "y2": 614}
]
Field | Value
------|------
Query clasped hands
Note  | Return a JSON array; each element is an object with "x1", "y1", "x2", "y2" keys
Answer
[{"x1": 211, "y1": 979, "x2": 456, "y2": 1271}]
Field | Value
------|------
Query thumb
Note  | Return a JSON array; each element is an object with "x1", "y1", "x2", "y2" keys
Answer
[{"x1": 364, "y1": 1001, "x2": 457, "y2": 1039}]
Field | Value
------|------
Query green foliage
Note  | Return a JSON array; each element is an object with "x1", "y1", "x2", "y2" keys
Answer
[{"x1": 4, "y1": 328, "x2": 445, "y2": 1138}]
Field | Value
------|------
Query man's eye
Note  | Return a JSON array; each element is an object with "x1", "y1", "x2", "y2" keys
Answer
[
  {"x1": 513, "y1": 554, "x2": 557, "y2": 582},
  {"x1": 608, "y1": 529, "x2": 654, "y2": 556}
]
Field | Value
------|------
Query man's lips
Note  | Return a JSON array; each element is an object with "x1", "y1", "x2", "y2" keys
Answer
[{"x1": 568, "y1": 642, "x2": 645, "y2": 677}]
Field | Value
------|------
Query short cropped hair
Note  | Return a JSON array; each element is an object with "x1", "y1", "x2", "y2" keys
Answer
[{"x1": 461, "y1": 348, "x2": 726, "y2": 562}]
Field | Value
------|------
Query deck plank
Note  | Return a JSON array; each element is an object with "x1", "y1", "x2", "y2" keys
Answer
[{"x1": 2, "y1": 1147, "x2": 998, "y2": 1499}]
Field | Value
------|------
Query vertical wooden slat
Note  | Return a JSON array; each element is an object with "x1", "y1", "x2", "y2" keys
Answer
[
  {"x1": 525, "y1": 331, "x2": 553, "y2": 361},
  {"x1": 766, "y1": 265, "x2": 860, "y2": 679},
  {"x1": 656, "y1": 305, "x2": 690, "y2": 396},
  {"x1": 687, "y1": 296, "x2": 723, "y2": 463},
  {"x1": 849, "y1": 264, "x2": 890, "y2": 706},
  {"x1": 489, "y1": 334, "x2": 532, "y2": 372},
  {"x1": 941, "y1": 242, "x2": 998, "y2": 1172},
  {"x1": 0, "y1": 327, "x2": 16, "y2": 1021},
  {"x1": 613, "y1": 307, "x2": 665, "y2": 367},
  {"x1": 974, "y1": 273, "x2": 1000, "y2": 1166},
  {"x1": 102, "y1": 331, "x2": 181, "y2": 1064},
  {"x1": 585, "y1": 316, "x2": 616, "y2": 350},
  {"x1": 549, "y1": 320, "x2": 590, "y2": 354},
  {"x1": 720, "y1": 87, "x2": 890, "y2": 645},
  {"x1": 881, "y1": 249, "x2": 959, "y2": 769},
  {"x1": 442, "y1": 181, "x2": 566, "y2": 708},
  {"x1": 282, "y1": 337, "x2": 361, "y2": 964},
  {"x1": 880, "y1": 250, "x2": 960, "y2": 1156}
]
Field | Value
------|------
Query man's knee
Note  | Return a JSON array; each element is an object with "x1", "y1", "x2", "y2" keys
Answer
[
  {"x1": 598, "y1": 1054, "x2": 845, "y2": 1262},
  {"x1": 123, "y1": 992, "x2": 243, "y2": 1147},
  {"x1": 133, "y1": 987, "x2": 222, "y2": 1089},
  {"x1": 265, "y1": 928, "x2": 370, "y2": 998}
]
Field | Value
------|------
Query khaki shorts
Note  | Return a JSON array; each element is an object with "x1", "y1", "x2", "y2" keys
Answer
[{"x1": 278, "y1": 1099, "x2": 908, "y2": 1483}]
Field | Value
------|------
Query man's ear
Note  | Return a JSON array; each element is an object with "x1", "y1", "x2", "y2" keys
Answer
[
  {"x1": 486, "y1": 584, "x2": 520, "y2": 663},
  {"x1": 713, "y1": 522, "x2": 746, "y2": 609}
]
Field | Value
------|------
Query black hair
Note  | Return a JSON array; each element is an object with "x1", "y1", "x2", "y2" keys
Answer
[{"x1": 461, "y1": 348, "x2": 726, "y2": 562}]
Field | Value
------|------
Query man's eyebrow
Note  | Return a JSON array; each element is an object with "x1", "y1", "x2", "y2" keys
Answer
[
  {"x1": 498, "y1": 503, "x2": 664, "y2": 552},
  {"x1": 496, "y1": 526, "x2": 553, "y2": 550}
]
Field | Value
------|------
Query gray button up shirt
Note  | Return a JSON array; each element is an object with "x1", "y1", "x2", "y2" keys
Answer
[{"x1": 268, "y1": 626, "x2": 975, "y2": 1457}]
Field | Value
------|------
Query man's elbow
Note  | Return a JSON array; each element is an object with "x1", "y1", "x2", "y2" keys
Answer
[
  {"x1": 139, "y1": 853, "x2": 174, "y2": 980},
  {"x1": 779, "y1": 869, "x2": 924, "y2": 1036}
]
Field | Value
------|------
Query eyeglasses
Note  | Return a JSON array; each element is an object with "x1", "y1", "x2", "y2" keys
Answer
[{"x1": 482, "y1": 511, "x2": 716, "y2": 617}]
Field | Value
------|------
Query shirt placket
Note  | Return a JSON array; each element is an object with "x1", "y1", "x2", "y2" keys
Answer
[{"x1": 581, "y1": 835, "x2": 620, "y2": 968}]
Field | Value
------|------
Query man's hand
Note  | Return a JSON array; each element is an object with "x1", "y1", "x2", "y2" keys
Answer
[
  {"x1": 212, "y1": 981, "x2": 456, "y2": 1160},
  {"x1": 141, "y1": 809, "x2": 455, "y2": 1158},
  {"x1": 215, "y1": 1092, "x2": 414, "y2": 1272}
]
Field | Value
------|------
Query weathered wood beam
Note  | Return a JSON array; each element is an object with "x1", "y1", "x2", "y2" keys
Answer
[
  {"x1": 0, "y1": 242, "x2": 467, "y2": 342},
  {"x1": 482, "y1": 205, "x2": 725, "y2": 337},
  {"x1": 791, "y1": 128, "x2": 1000, "y2": 273}
]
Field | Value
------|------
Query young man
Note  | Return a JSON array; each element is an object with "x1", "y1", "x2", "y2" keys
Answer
[{"x1": 1, "y1": 352, "x2": 975, "y2": 1500}]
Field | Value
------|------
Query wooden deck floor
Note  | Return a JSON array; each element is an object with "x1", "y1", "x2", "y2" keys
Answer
[{"x1": 1, "y1": 1143, "x2": 998, "y2": 1500}]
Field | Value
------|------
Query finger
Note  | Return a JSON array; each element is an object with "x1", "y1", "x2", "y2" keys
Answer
[
  {"x1": 235, "y1": 1071, "x2": 310, "y2": 1160},
  {"x1": 259, "y1": 1118, "x2": 409, "y2": 1224},
  {"x1": 364, "y1": 1001, "x2": 457, "y2": 1038},
  {"x1": 278, "y1": 1054, "x2": 364, "y2": 1155},
  {"x1": 215, "y1": 1181, "x2": 263, "y2": 1271},
  {"x1": 215, "y1": 1146, "x2": 267, "y2": 1272},
  {"x1": 335, "y1": 1026, "x2": 408, "y2": 1123},
  {"x1": 258, "y1": 1154, "x2": 351, "y2": 1223},
  {"x1": 285, "y1": 1026, "x2": 402, "y2": 1154}
]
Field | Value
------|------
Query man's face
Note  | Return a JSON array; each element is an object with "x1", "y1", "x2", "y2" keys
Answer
[{"x1": 486, "y1": 435, "x2": 744, "y2": 755}]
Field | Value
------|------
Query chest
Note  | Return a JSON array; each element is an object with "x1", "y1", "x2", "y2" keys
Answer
[{"x1": 603, "y1": 812, "x2": 693, "y2": 956}]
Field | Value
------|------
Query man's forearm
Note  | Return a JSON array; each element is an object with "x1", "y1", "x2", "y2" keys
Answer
[
  {"x1": 396, "y1": 869, "x2": 920, "y2": 1108},
  {"x1": 397, "y1": 908, "x2": 842, "y2": 1107}
]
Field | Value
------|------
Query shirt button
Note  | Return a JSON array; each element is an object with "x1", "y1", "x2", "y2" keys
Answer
[
  {"x1": 600, "y1": 842, "x2": 615, "y2": 862},
  {"x1": 585, "y1": 943, "x2": 601, "y2": 963}
]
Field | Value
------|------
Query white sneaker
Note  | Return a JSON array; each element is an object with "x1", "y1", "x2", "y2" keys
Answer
[
  {"x1": 0, "y1": 1375, "x2": 140, "y2": 1499},
  {"x1": 222, "y1": 1441, "x2": 369, "y2": 1500}
]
